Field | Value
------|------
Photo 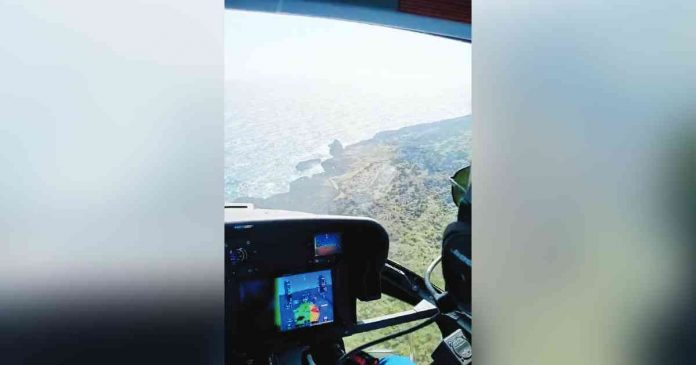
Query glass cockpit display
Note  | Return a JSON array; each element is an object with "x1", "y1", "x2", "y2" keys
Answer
[
  {"x1": 274, "y1": 269, "x2": 334, "y2": 332},
  {"x1": 314, "y1": 233, "x2": 342, "y2": 256}
]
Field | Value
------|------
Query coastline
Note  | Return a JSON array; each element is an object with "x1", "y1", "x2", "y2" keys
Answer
[{"x1": 234, "y1": 115, "x2": 471, "y2": 214}]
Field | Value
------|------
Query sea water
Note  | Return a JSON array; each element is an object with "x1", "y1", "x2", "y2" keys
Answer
[{"x1": 225, "y1": 11, "x2": 471, "y2": 202}]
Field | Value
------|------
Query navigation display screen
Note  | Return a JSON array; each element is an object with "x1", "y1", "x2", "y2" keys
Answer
[
  {"x1": 314, "y1": 233, "x2": 342, "y2": 256},
  {"x1": 274, "y1": 269, "x2": 334, "y2": 332}
]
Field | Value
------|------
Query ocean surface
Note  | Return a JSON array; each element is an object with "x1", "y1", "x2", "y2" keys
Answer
[{"x1": 225, "y1": 11, "x2": 471, "y2": 202}]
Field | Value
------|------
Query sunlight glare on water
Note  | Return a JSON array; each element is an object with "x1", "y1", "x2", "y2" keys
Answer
[{"x1": 225, "y1": 10, "x2": 471, "y2": 201}]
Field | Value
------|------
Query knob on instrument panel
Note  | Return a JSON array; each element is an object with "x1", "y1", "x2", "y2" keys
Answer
[{"x1": 229, "y1": 247, "x2": 248, "y2": 265}]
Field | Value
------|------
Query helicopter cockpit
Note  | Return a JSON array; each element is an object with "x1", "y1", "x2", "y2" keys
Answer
[{"x1": 224, "y1": 2, "x2": 472, "y2": 363}]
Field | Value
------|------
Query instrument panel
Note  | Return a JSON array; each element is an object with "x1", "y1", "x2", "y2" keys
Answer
[{"x1": 225, "y1": 208, "x2": 389, "y2": 353}]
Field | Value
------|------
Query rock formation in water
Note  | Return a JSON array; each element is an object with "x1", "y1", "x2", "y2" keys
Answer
[{"x1": 329, "y1": 139, "x2": 344, "y2": 157}]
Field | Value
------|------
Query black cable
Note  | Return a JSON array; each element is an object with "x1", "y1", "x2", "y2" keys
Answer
[
  {"x1": 336, "y1": 313, "x2": 440, "y2": 365},
  {"x1": 425, "y1": 255, "x2": 473, "y2": 320},
  {"x1": 424, "y1": 255, "x2": 442, "y2": 300}
]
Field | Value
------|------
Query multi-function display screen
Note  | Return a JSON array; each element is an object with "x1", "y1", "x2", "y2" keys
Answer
[
  {"x1": 314, "y1": 233, "x2": 342, "y2": 256},
  {"x1": 274, "y1": 269, "x2": 334, "y2": 332}
]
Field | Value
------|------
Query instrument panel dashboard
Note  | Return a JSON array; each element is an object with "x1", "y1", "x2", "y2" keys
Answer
[{"x1": 225, "y1": 207, "x2": 389, "y2": 352}]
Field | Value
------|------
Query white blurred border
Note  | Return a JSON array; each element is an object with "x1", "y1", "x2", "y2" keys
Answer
[
  {"x1": 474, "y1": 1, "x2": 696, "y2": 364},
  {"x1": 0, "y1": 1, "x2": 222, "y2": 362}
]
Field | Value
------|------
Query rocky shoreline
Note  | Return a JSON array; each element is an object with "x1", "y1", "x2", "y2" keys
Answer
[
  {"x1": 234, "y1": 115, "x2": 471, "y2": 215},
  {"x1": 295, "y1": 158, "x2": 322, "y2": 172}
]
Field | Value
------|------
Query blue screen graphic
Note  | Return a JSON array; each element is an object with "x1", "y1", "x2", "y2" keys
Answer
[
  {"x1": 314, "y1": 232, "x2": 342, "y2": 256},
  {"x1": 275, "y1": 269, "x2": 334, "y2": 332}
]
